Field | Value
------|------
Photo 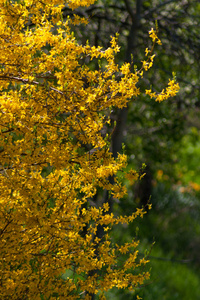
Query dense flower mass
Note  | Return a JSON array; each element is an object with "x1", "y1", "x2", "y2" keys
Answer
[{"x1": 0, "y1": 0, "x2": 179, "y2": 299}]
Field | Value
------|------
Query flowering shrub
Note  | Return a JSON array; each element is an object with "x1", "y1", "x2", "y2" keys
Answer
[{"x1": 0, "y1": 0, "x2": 179, "y2": 299}]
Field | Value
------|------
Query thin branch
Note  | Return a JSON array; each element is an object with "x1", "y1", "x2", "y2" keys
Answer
[
  {"x1": 0, "y1": 75, "x2": 65, "y2": 95},
  {"x1": 147, "y1": 254, "x2": 192, "y2": 264}
]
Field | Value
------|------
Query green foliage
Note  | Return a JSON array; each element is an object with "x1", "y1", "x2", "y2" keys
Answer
[
  {"x1": 176, "y1": 127, "x2": 200, "y2": 184},
  {"x1": 140, "y1": 246, "x2": 200, "y2": 300},
  {"x1": 110, "y1": 181, "x2": 200, "y2": 299}
]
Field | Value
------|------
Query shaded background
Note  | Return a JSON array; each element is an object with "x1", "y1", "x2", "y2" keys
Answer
[{"x1": 65, "y1": 0, "x2": 200, "y2": 298}]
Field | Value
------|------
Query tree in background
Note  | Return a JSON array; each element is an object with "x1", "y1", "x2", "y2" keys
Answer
[{"x1": 0, "y1": 0, "x2": 179, "y2": 299}]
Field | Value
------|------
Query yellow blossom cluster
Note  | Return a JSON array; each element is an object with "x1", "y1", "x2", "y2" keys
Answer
[
  {"x1": 0, "y1": 0, "x2": 178, "y2": 299},
  {"x1": 148, "y1": 28, "x2": 162, "y2": 45},
  {"x1": 145, "y1": 79, "x2": 180, "y2": 102}
]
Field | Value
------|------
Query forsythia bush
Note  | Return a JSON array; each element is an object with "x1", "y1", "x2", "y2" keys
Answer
[{"x1": 0, "y1": 0, "x2": 179, "y2": 299}]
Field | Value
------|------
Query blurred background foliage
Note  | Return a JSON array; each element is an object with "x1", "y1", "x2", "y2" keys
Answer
[{"x1": 65, "y1": 0, "x2": 200, "y2": 298}]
